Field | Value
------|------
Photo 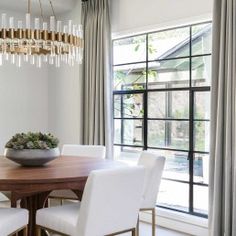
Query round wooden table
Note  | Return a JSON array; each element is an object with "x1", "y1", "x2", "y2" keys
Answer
[{"x1": 0, "y1": 156, "x2": 125, "y2": 236}]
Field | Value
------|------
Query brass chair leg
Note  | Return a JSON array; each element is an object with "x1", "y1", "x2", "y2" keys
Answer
[
  {"x1": 152, "y1": 208, "x2": 155, "y2": 236},
  {"x1": 131, "y1": 228, "x2": 136, "y2": 236},
  {"x1": 106, "y1": 228, "x2": 136, "y2": 236},
  {"x1": 136, "y1": 215, "x2": 139, "y2": 236},
  {"x1": 36, "y1": 226, "x2": 41, "y2": 236},
  {"x1": 23, "y1": 226, "x2": 28, "y2": 236}
]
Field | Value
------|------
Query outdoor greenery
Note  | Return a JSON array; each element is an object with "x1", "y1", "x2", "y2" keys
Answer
[{"x1": 5, "y1": 132, "x2": 59, "y2": 150}]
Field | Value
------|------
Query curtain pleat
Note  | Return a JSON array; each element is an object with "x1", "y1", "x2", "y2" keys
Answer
[
  {"x1": 209, "y1": 0, "x2": 236, "y2": 235},
  {"x1": 81, "y1": 0, "x2": 113, "y2": 158}
]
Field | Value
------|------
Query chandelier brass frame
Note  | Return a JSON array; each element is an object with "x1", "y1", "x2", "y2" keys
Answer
[
  {"x1": 0, "y1": 0, "x2": 84, "y2": 67},
  {"x1": 0, "y1": 28, "x2": 83, "y2": 54}
]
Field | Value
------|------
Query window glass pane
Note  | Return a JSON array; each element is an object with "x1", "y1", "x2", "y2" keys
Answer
[
  {"x1": 148, "y1": 149, "x2": 189, "y2": 182},
  {"x1": 194, "y1": 153, "x2": 209, "y2": 185},
  {"x1": 194, "y1": 92, "x2": 210, "y2": 120},
  {"x1": 192, "y1": 56, "x2": 211, "y2": 87},
  {"x1": 113, "y1": 35, "x2": 146, "y2": 65},
  {"x1": 157, "y1": 180, "x2": 189, "y2": 212},
  {"x1": 194, "y1": 185, "x2": 208, "y2": 215},
  {"x1": 114, "y1": 63, "x2": 146, "y2": 91},
  {"x1": 194, "y1": 121, "x2": 210, "y2": 152},
  {"x1": 114, "y1": 146, "x2": 142, "y2": 162},
  {"x1": 114, "y1": 94, "x2": 144, "y2": 118},
  {"x1": 148, "y1": 59, "x2": 190, "y2": 89},
  {"x1": 114, "y1": 119, "x2": 121, "y2": 144},
  {"x1": 148, "y1": 120, "x2": 189, "y2": 150},
  {"x1": 192, "y1": 23, "x2": 212, "y2": 55},
  {"x1": 148, "y1": 27, "x2": 190, "y2": 61},
  {"x1": 114, "y1": 119, "x2": 143, "y2": 146},
  {"x1": 148, "y1": 91, "x2": 189, "y2": 119},
  {"x1": 114, "y1": 95, "x2": 121, "y2": 118}
]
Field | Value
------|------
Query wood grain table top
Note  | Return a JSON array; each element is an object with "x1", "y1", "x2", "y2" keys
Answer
[{"x1": 0, "y1": 156, "x2": 125, "y2": 184}]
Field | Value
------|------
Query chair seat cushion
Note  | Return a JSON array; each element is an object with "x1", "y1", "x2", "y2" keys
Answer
[
  {"x1": 0, "y1": 208, "x2": 28, "y2": 236},
  {"x1": 36, "y1": 203, "x2": 80, "y2": 235}
]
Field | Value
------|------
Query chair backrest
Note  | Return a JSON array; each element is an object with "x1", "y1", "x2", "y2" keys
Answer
[
  {"x1": 75, "y1": 167, "x2": 145, "y2": 236},
  {"x1": 138, "y1": 151, "x2": 166, "y2": 208},
  {"x1": 61, "y1": 144, "x2": 106, "y2": 159}
]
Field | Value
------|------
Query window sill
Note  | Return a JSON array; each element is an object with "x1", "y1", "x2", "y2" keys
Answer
[{"x1": 140, "y1": 207, "x2": 208, "y2": 236}]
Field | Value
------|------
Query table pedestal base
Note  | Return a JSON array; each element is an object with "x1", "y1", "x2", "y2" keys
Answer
[
  {"x1": 13, "y1": 189, "x2": 82, "y2": 236},
  {"x1": 13, "y1": 192, "x2": 50, "y2": 236}
]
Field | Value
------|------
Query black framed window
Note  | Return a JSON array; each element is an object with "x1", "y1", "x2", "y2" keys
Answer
[{"x1": 113, "y1": 22, "x2": 212, "y2": 218}]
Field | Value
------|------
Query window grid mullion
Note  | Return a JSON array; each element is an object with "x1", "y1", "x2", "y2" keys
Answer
[
  {"x1": 143, "y1": 34, "x2": 149, "y2": 151},
  {"x1": 189, "y1": 25, "x2": 194, "y2": 214},
  {"x1": 113, "y1": 22, "x2": 211, "y2": 218}
]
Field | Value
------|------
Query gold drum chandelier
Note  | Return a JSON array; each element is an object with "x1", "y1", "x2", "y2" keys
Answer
[{"x1": 0, "y1": 0, "x2": 83, "y2": 67}]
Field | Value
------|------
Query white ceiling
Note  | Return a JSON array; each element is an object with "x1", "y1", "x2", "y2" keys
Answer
[{"x1": 0, "y1": 0, "x2": 78, "y2": 16}]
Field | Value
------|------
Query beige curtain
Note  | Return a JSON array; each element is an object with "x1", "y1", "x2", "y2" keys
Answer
[
  {"x1": 209, "y1": 0, "x2": 236, "y2": 235},
  {"x1": 81, "y1": 0, "x2": 113, "y2": 158}
]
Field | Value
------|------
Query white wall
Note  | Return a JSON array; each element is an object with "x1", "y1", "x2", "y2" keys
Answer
[
  {"x1": 111, "y1": 0, "x2": 213, "y2": 37},
  {"x1": 0, "y1": 10, "x2": 48, "y2": 154},
  {"x1": 0, "y1": 64, "x2": 48, "y2": 153},
  {"x1": 48, "y1": 0, "x2": 82, "y2": 147}
]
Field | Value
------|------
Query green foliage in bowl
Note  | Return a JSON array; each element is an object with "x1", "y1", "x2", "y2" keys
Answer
[{"x1": 5, "y1": 132, "x2": 59, "y2": 150}]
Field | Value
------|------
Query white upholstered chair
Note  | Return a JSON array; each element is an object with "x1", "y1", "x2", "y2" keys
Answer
[
  {"x1": 49, "y1": 144, "x2": 106, "y2": 201},
  {"x1": 0, "y1": 208, "x2": 28, "y2": 236},
  {"x1": 137, "y1": 151, "x2": 166, "y2": 236},
  {"x1": 62, "y1": 144, "x2": 106, "y2": 158},
  {"x1": 36, "y1": 167, "x2": 145, "y2": 236}
]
